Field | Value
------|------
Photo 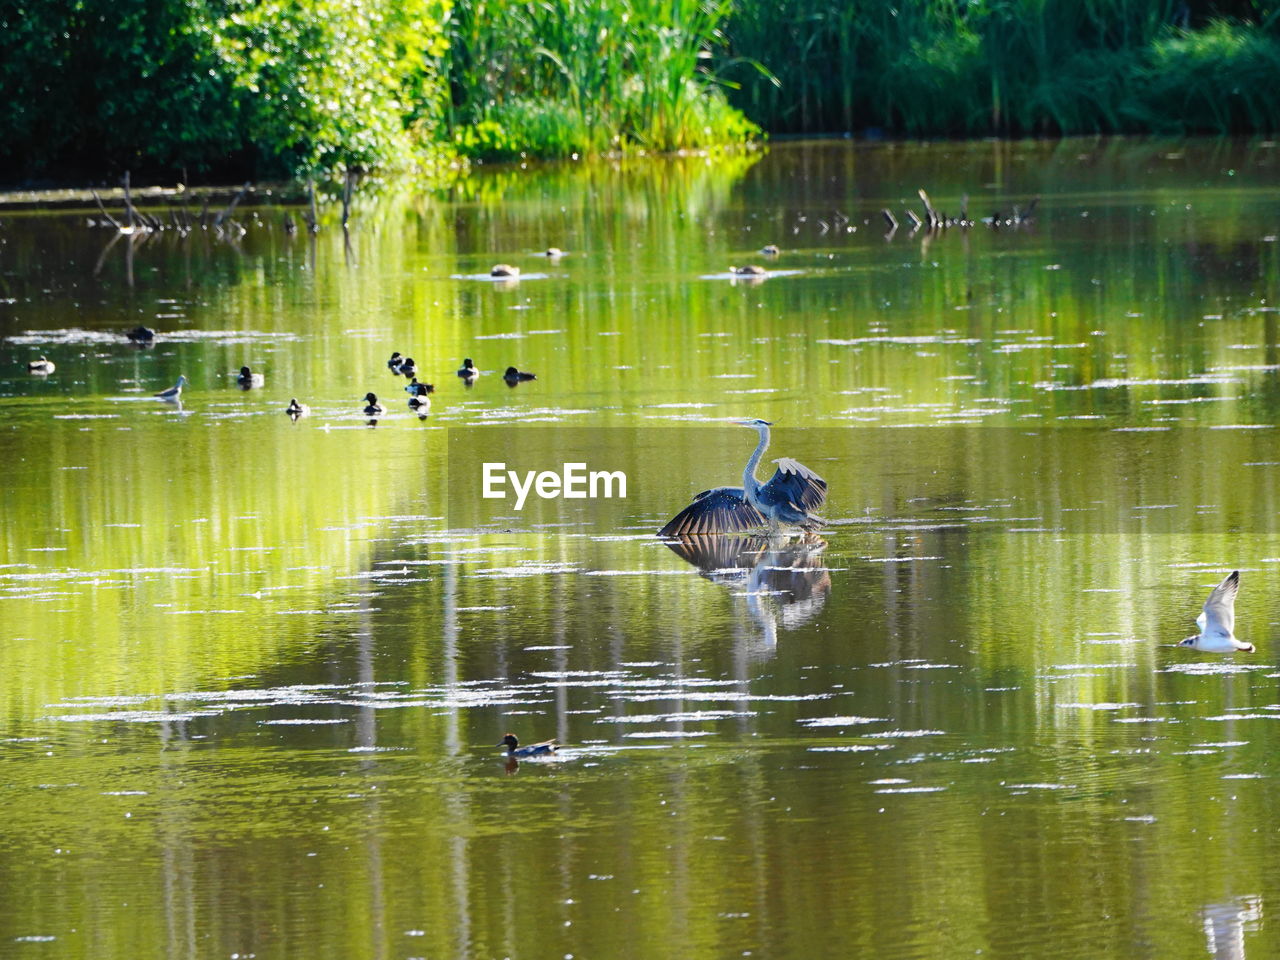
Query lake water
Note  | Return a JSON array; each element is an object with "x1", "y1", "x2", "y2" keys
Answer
[{"x1": 3, "y1": 138, "x2": 1280, "y2": 958}]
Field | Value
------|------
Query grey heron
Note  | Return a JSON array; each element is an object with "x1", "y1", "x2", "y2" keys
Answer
[{"x1": 659, "y1": 419, "x2": 827, "y2": 536}]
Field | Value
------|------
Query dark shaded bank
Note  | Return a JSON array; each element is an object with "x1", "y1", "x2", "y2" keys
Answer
[{"x1": 1, "y1": 0, "x2": 1277, "y2": 185}]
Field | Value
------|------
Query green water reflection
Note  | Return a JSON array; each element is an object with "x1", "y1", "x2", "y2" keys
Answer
[{"x1": 3, "y1": 139, "x2": 1280, "y2": 958}]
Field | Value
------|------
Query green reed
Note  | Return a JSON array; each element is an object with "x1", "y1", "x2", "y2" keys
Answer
[
  {"x1": 724, "y1": 0, "x2": 1280, "y2": 137},
  {"x1": 443, "y1": 0, "x2": 758, "y2": 159}
]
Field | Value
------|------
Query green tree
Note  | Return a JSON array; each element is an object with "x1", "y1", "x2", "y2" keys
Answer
[{"x1": 0, "y1": 0, "x2": 452, "y2": 183}]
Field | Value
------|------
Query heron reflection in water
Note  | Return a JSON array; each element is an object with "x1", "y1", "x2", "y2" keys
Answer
[
  {"x1": 664, "y1": 534, "x2": 831, "y2": 651},
  {"x1": 1203, "y1": 896, "x2": 1261, "y2": 960},
  {"x1": 659, "y1": 419, "x2": 827, "y2": 537}
]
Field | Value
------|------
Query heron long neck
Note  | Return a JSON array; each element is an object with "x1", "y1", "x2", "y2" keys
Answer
[{"x1": 742, "y1": 426, "x2": 770, "y2": 495}]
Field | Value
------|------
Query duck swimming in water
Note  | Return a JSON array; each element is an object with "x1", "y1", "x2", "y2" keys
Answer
[
  {"x1": 498, "y1": 733, "x2": 556, "y2": 757},
  {"x1": 490, "y1": 264, "x2": 520, "y2": 278},
  {"x1": 398, "y1": 357, "x2": 417, "y2": 378},
  {"x1": 503, "y1": 366, "x2": 536, "y2": 384},
  {"x1": 126, "y1": 326, "x2": 156, "y2": 344},
  {"x1": 406, "y1": 379, "x2": 434, "y2": 411},
  {"x1": 760, "y1": 244, "x2": 780, "y2": 256},
  {"x1": 405, "y1": 378, "x2": 434, "y2": 397},
  {"x1": 387, "y1": 351, "x2": 404, "y2": 373},
  {"x1": 362, "y1": 392, "x2": 384, "y2": 416},
  {"x1": 237, "y1": 366, "x2": 264, "y2": 387},
  {"x1": 27, "y1": 355, "x2": 55, "y2": 374},
  {"x1": 155, "y1": 375, "x2": 187, "y2": 400},
  {"x1": 286, "y1": 398, "x2": 309, "y2": 418},
  {"x1": 542, "y1": 247, "x2": 564, "y2": 258},
  {"x1": 457, "y1": 358, "x2": 479, "y2": 379},
  {"x1": 730, "y1": 264, "x2": 768, "y2": 276}
]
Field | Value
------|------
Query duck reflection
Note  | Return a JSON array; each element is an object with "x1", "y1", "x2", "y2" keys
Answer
[
  {"x1": 663, "y1": 534, "x2": 830, "y2": 650},
  {"x1": 1203, "y1": 896, "x2": 1261, "y2": 960}
]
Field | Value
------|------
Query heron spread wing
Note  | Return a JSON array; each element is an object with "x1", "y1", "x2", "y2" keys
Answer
[
  {"x1": 1198, "y1": 570, "x2": 1239, "y2": 637},
  {"x1": 760, "y1": 458, "x2": 827, "y2": 514},
  {"x1": 659, "y1": 487, "x2": 766, "y2": 537}
]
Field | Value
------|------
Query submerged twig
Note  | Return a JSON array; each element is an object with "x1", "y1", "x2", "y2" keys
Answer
[
  {"x1": 123, "y1": 171, "x2": 137, "y2": 232},
  {"x1": 91, "y1": 190, "x2": 124, "y2": 232},
  {"x1": 918, "y1": 188, "x2": 939, "y2": 230},
  {"x1": 212, "y1": 182, "x2": 250, "y2": 229},
  {"x1": 341, "y1": 168, "x2": 355, "y2": 228},
  {"x1": 305, "y1": 179, "x2": 320, "y2": 234}
]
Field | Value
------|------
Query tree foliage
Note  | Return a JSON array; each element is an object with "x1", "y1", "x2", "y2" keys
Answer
[
  {"x1": 5, "y1": 0, "x2": 1280, "y2": 183},
  {"x1": 0, "y1": 0, "x2": 451, "y2": 182}
]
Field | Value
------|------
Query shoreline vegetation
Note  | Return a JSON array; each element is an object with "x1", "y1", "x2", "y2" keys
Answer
[{"x1": 1, "y1": 0, "x2": 1277, "y2": 188}]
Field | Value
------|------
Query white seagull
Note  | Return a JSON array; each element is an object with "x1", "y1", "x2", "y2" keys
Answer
[{"x1": 1179, "y1": 570, "x2": 1255, "y2": 653}]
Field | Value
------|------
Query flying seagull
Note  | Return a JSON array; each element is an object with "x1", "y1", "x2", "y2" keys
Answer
[{"x1": 1179, "y1": 570, "x2": 1255, "y2": 653}]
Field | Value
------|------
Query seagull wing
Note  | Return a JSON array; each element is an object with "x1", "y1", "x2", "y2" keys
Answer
[
  {"x1": 760, "y1": 458, "x2": 827, "y2": 514},
  {"x1": 1199, "y1": 570, "x2": 1239, "y2": 637},
  {"x1": 659, "y1": 487, "x2": 766, "y2": 536}
]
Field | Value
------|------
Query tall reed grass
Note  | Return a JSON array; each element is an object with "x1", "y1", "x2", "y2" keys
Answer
[
  {"x1": 724, "y1": 0, "x2": 1280, "y2": 137},
  {"x1": 443, "y1": 0, "x2": 759, "y2": 159}
]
